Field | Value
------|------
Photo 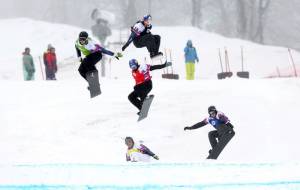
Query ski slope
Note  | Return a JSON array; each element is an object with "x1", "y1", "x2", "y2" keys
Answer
[
  {"x1": 1, "y1": 78, "x2": 300, "y2": 189},
  {"x1": 1, "y1": 18, "x2": 300, "y2": 189}
]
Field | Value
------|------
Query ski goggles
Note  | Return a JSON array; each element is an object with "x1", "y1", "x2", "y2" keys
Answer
[
  {"x1": 79, "y1": 37, "x2": 87, "y2": 44},
  {"x1": 209, "y1": 111, "x2": 217, "y2": 117}
]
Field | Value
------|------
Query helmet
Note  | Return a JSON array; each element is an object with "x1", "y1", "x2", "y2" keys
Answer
[
  {"x1": 79, "y1": 31, "x2": 88, "y2": 40},
  {"x1": 208, "y1": 106, "x2": 217, "y2": 114},
  {"x1": 125, "y1": 136, "x2": 134, "y2": 145},
  {"x1": 129, "y1": 59, "x2": 138, "y2": 70},
  {"x1": 142, "y1": 14, "x2": 152, "y2": 21}
]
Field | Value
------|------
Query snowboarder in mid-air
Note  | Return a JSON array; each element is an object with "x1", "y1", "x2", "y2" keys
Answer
[
  {"x1": 122, "y1": 14, "x2": 163, "y2": 60},
  {"x1": 125, "y1": 136, "x2": 159, "y2": 162},
  {"x1": 128, "y1": 58, "x2": 171, "y2": 116},
  {"x1": 184, "y1": 106, "x2": 235, "y2": 159},
  {"x1": 75, "y1": 31, "x2": 122, "y2": 97}
]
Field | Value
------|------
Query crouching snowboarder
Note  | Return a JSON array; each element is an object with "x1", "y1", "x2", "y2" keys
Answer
[
  {"x1": 128, "y1": 58, "x2": 171, "y2": 115},
  {"x1": 125, "y1": 136, "x2": 159, "y2": 162},
  {"x1": 122, "y1": 14, "x2": 163, "y2": 60},
  {"x1": 75, "y1": 31, "x2": 122, "y2": 81},
  {"x1": 184, "y1": 106, "x2": 235, "y2": 159}
]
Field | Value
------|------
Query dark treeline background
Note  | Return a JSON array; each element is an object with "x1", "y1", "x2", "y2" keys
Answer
[{"x1": 1, "y1": 0, "x2": 299, "y2": 51}]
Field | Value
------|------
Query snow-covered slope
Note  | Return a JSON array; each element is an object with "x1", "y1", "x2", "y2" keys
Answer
[
  {"x1": 1, "y1": 78, "x2": 300, "y2": 189},
  {"x1": 1, "y1": 78, "x2": 300, "y2": 163},
  {"x1": 1, "y1": 18, "x2": 299, "y2": 80},
  {"x1": 1, "y1": 18, "x2": 300, "y2": 189}
]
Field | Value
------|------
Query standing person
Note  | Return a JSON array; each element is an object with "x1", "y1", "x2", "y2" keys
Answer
[
  {"x1": 75, "y1": 31, "x2": 122, "y2": 83},
  {"x1": 91, "y1": 19, "x2": 112, "y2": 77},
  {"x1": 91, "y1": 18, "x2": 112, "y2": 46},
  {"x1": 122, "y1": 15, "x2": 163, "y2": 59},
  {"x1": 184, "y1": 106, "x2": 235, "y2": 159},
  {"x1": 22, "y1": 47, "x2": 35, "y2": 81},
  {"x1": 125, "y1": 137, "x2": 159, "y2": 162},
  {"x1": 128, "y1": 59, "x2": 171, "y2": 114},
  {"x1": 43, "y1": 44, "x2": 57, "y2": 80},
  {"x1": 184, "y1": 40, "x2": 199, "y2": 80}
]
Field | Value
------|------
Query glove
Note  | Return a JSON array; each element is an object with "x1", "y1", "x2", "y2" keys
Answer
[
  {"x1": 184, "y1": 126, "x2": 191, "y2": 131},
  {"x1": 78, "y1": 57, "x2": 82, "y2": 63},
  {"x1": 121, "y1": 45, "x2": 126, "y2": 51},
  {"x1": 153, "y1": 155, "x2": 159, "y2": 160},
  {"x1": 115, "y1": 52, "x2": 123, "y2": 60},
  {"x1": 165, "y1": 61, "x2": 172, "y2": 67}
]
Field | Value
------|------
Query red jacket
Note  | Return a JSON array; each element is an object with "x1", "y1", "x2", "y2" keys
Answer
[
  {"x1": 132, "y1": 64, "x2": 151, "y2": 85},
  {"x1": 43, "y1": 51, "x2": 57, "y2": 70}
]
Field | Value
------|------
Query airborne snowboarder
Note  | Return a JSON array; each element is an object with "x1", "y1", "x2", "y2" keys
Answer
[
  {"x1": 122, "y1": 15, "x2": 163, "y2": 60},
  {"x1": 184, "y1": 106, "x2": 235, "y2": 159},
  {"x1": 127, "y1": 58, "x2": 171, "y2": 116},
  {"x1": 75, "y1": 31, "x2": 122, "y2": 97}
]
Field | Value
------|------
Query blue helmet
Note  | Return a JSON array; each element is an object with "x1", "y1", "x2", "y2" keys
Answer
[
  {"x1": 129, "y1": 59, "x2": 138, "y2": 70},
  {"x1": 142, "y1": 14, "x2": 152, "y2": 21}
]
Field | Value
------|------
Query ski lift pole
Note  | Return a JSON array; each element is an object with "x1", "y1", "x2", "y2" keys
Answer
[
  {"x1": 288, "y1": 48, "x2": 298, "y2": 77},
  {"x1": 241, "y1": 46, "x2": 244, "y2": 71},
  {"x1": 164, "y1": 48, "x2": 168, "y2": 74},
  {"x1": 224, "y1": 47, "x2": 231, "y2": 72},
  {"x1": 169, "y1": 48, "x2": 174, "y2": 74},
  {"x1": 218, "y1": 48, "x2": 224, "y2": 72},
  {"x1": 109, "y1": 58, "x2": 112, "y2": 79},
  {"x1": 38, "y1": 56, "x2": 45, "y2": 80}
]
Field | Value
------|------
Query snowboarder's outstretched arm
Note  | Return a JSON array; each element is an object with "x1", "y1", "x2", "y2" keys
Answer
[
  {"x1": 184, "y1": 119, "x2": 208, "y2": 130},
  {"x1": 150, "y1": 61, "x2": 172, "y2": 71},
  {"x1": 140, "y1": 144, "x2": 159, "y2": 160},
  {"x1": 100, "y1": 46, "x2": 114, "y2": 56},
  {"x1": 122, "y1": 32, "x2": 137, "y2": 51}
]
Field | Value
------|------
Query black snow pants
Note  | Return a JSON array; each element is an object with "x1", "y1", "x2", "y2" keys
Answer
[
  {"x1": 133, "y1": 34, "x2": 160, "y2": 55},
  {"x1": 208, "y1": 123, "x2": 235, "y2": 149},
  {"x1": 128, "y1": 80, "x2": 153, "y2": 111},
  {"x1": 78, "y1": 51, "x2": 102, "y2": 80}
]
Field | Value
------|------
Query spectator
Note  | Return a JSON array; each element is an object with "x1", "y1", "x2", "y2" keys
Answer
[
  {"x1": 91, "y1": 18, "x2": 111, "y2": 46},
  {"x1": 184, "y1": 40, "x2": 199, "y2": 80},
  {"x1": 22, "y1": 47, "x2": 35, "y2": 81},
  {"x1": 91, "y1": 19, "x2": 112, "y2": 77},
  {"x1": 43, "y1": 44, "x2": 57, "y2": 80}
]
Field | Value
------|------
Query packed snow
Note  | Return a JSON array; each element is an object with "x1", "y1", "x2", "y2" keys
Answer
[{"x1": 0, "y1": 18, "x2": 300, "y2": 189}]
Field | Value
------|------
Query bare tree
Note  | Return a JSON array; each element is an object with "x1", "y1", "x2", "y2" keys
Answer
[
  {"x1": 253, "y1": 0, "x2": 271, "y2": 43},
  {"x1": 216, "y1": 0, "x2": 234, "y2": 36},
  {"x1": 122, "y1": 0, "x2": 137, "y2": 28},
  {"x1": 191, "y1": 0, "x2": 202, "y2": 28},
  {"x1": 235, "y1": 0, "x2": 271, "y2": 43},
  {"x1": 236, "y1": 0, "x2": 247, "y2": 38}
]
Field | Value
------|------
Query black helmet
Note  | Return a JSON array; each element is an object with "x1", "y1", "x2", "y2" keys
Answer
[
  {"x1": 79, "y1": 31, "x2": 88, "y2": 39},
  {"x1": 125, "y1": 136, "x2": 134, "y2": 144},
  {"x1": 208, "y1": 105, "x2": 217, "y2": 113}
]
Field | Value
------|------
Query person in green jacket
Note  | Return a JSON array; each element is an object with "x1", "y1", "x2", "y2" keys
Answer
[
  {"x1": 75, "y1": 31, "x2": 122, "y2": 81},
  {"x1": 22, "y1": 47, "x2": 35, "y2": 81}
]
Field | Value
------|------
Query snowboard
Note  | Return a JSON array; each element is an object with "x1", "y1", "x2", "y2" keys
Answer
[
  {"x1": 138, "y1": 94, "x2": 155, "y2": 122},
  {"x1": 207, "y1": 131, "x2": 235, "y2": 159},
  {"x1": 86, "y1": 70, "x2": 101, "y2": 98}
]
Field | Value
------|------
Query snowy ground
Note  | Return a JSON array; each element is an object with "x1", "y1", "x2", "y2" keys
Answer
[
  {"x1": 1, "y1": 78, "x2": 300, "y2": 189},
  {"x1": 1, "y1": 18, "x2": 300, "y2": 189}
]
